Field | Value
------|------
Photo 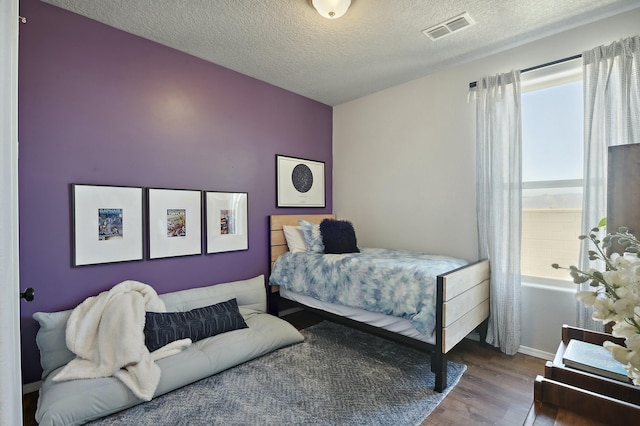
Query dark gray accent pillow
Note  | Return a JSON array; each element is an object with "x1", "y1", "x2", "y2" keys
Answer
[
  {"x1": 144, "y1": 298, "x2": 248, "y2": 352},
  {"x1": 320, "y1": 219, "x2": 360, "y2": 254}
]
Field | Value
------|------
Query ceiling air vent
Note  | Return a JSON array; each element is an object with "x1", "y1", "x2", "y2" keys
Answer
[{"x1": 422, "y1": 12, "x2": 475, "y2": 41}]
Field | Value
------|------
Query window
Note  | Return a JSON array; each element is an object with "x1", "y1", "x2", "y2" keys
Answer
[{"x1": 521, "y1": 63, "x2": 583, "y2": 285}]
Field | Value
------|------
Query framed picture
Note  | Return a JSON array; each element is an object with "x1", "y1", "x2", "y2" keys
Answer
[
  {"x1": 276, "y1": 155, "x2": 325, "y2": 207},
  {"x1": 147, "y1": 188, "x2": 202, "y2": 259},
  {"x1": 71, "y1": 184, "x2": 144, "y2": 267},
  {"x1": 205, "y1": 191, "x2": 248, "y2": 254}
]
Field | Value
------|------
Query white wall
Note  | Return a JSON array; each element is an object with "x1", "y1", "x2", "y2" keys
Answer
[
  {"x1": 333, "y1": 9, "x2": 640, "y2": 357},
  {"x1": 520, "y1": 282, "x2": 577, "y2": 357}
]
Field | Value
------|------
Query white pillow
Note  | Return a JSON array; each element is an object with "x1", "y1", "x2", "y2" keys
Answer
[{"x1": 283, "y1": 225, "x2": 307, "y2": 253}]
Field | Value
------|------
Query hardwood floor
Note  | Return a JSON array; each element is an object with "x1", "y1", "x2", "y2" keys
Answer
[
  {"x1": 23, "y1": 390, "x2": 37, "y2": 426},
  {"x1": 22, "y1": 310, "x2": 593, "y2": 425},
  {"x1": 423, "y1": 337, "x2": 543, "y2": 425}
]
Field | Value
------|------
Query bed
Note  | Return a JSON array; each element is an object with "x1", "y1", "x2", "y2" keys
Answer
[{"x1": 268, "y1": 214, "x2": 490, "y2": 392}]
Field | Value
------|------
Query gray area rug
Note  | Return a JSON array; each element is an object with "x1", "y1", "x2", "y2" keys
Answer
[{"x1": 88, "y1": 321, "x2": 466, "y2": 426}]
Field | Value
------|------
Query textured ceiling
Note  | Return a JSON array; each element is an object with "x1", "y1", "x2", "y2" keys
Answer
[{"x1": 41, "y1": 0, "x2": 640, "y2": 106}]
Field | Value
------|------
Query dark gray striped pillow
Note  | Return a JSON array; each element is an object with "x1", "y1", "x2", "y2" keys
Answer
[{"x1": 144, "y1": 298, "x2": 248, "y2": 352}]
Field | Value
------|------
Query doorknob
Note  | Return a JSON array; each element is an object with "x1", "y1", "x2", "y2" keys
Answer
[{"x1": 20, "y1": 287, "x2": 34, "y2": 302}]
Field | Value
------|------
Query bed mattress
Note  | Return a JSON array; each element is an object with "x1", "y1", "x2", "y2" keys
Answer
[
  {"x1": 279, "y1": 288, "x2": 435, "y2": 345},
  {"x1": 270, "y1": 248, "x2": 468, "y2": 337}
]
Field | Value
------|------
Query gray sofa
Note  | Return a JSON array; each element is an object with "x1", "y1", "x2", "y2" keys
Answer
[{"x1": 33, "y1": 275, "x2": 304, "y2": 426}]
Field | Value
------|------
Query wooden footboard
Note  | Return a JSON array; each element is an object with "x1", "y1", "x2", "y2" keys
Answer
[
  {"x1": 432, "y1": 259, "x2": 490, "y2": 391},
  {"x1": 437, "y1": 259, "x2": 490, "y2": 353},
  {"x1": 268, "y1": 214, "x2": 491, "y2": 393}
]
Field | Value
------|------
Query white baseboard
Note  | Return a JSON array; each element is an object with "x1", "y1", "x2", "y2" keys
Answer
[
  {"x1": 467, "y1": 332, "x2": 554, "y2": 361},
  {"x1": 518, "y1": 345, "x2": 554, "y2": 361},
  {"x1": 23, "y1": 381, "x2": 41, "y2": 395}
]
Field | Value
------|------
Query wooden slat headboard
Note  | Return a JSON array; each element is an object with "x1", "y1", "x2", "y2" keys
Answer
[{"x1": 270, "y1": 214, "x2": 335, "y2": 270}]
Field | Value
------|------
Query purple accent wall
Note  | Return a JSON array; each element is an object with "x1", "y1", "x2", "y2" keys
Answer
[{"x1": 18, "y1": 0, "x2": 332, "y2": 384}]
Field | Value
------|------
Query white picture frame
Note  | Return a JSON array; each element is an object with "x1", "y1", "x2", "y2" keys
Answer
[
  {"x1": 205, "y1": 191, "x2": 248, "y2": 254},
  {"x1": 147, "y1": 188, "x2": 202, "y2": 259},
  {"x1": 71, "y1": 184, "x2": 144, "y2": 267},
  {"x1": 276, "y1": 155, "x2": 325, "y2": 207}
]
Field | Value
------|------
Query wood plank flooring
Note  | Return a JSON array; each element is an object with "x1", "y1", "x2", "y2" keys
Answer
[
  {"x1": 23, "y1": 390, "x2": 37, "y2": 426},
  {"x1": 21, "y1": 309, "x2": 579, "y2": 425}
]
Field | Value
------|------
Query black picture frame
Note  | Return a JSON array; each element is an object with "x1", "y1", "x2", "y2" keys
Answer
[
  {"x1": 276, "y1": 155, "x2": 325, "y2": 208},
  {"x1": 71, "y1": 183, "x2": 144, "y2": 267},
  {"x1": 204, "y1": 191, "x2": 249, "y2": 254},
  {"x1": 147, "y1": 187, "x2": 203, "y2": 259}
]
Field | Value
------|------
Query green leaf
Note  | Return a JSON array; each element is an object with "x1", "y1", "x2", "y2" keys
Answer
[{"x1": 598, "y1": 217, "x2": 607, "y2": 227}]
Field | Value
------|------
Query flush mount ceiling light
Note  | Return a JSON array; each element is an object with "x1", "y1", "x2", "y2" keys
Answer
[{"x1": 310, "y1": 0, "x2": 352, "y2": 19}]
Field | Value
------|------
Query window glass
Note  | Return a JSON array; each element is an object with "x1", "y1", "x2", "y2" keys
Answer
[
  {"x1": 521, "y1": 78, "x2": 583, "y2": 284},
  {"x1": 522, "y1": 81, "x2": 583, "y2": 182}
]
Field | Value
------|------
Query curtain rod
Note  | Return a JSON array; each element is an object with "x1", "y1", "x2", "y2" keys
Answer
[{"x1": 468, "y1": 53, "x2": 583, "y2": 89}]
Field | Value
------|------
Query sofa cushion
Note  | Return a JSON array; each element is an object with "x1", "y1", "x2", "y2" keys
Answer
[
  {"x1": 144, "y1": 298, "x2": 248, "y2": 352},
  {"x1": 160, "y1": 275, "x2": 267, "y2": 313},
  {"x1": 33, "y1": 310, "x2": 74, "y2": 379},
  {"x1": 33, "y1": 275, "x2": 267, "y2": 380},
  {"x1": 36, "y1": 313, "x2": 303, "y2": 426},
  {"x1": 34, "y1": 274, "x2": 305, "y2": 426}
]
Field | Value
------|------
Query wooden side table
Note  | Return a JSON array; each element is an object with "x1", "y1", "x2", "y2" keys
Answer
[{"x1": 532, "y1": 325, "x2": 640, "y2": 424}]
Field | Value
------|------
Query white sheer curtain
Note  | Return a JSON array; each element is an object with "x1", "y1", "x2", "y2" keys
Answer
[
  {"x1": 473, "y1": 70, "x2": 522, "y2": 355},
  {"x1": 0, "y1": 0, "x2": 23, "y2": 425},
  {"x1": 578, "y1": 35, "x2": 640, "y2": 330}
]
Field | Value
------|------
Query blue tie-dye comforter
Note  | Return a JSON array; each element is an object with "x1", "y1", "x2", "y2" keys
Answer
[{"x1": 269, "y1": 248, "x2": 468, "y2": 336}]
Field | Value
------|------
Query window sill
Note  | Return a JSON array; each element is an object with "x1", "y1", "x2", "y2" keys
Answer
[{"x1": 521, "y1": 275, "x2": 577, "y2": 292}]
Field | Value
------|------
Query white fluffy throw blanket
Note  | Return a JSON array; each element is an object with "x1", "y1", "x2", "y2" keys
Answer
[{"x1": 53, "y1": 280, "x2": 191, "y2": 401}]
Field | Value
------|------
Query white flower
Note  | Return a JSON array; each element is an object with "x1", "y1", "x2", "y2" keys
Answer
[
  {"x1": 591, "y1": 297, "x2": 617, "y2": 323},
  {"x1": 576, "y1": 290, "x2": 597, "y2": 306},
  {"x1": 612, "y1": 321, "x2": 639, "y2": 339},
  {"x1": 625, "y1": 333, "x2": 640, "y2": 353},
  {"x1": 629, "y1": 349, "x2": 640, "y2": 370},
  {"x1": 602, "y1": 270, "x2": 623, "y2": 286},
  {"x1": 604, "y1": 341, "x2": 631, "y2": 364},
  {"x1": 613, "y1": 293, "x2": 637, "y2": 318},
  {"x1": 559, "y1": 225, "x2": 640, "y2": 385}
]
